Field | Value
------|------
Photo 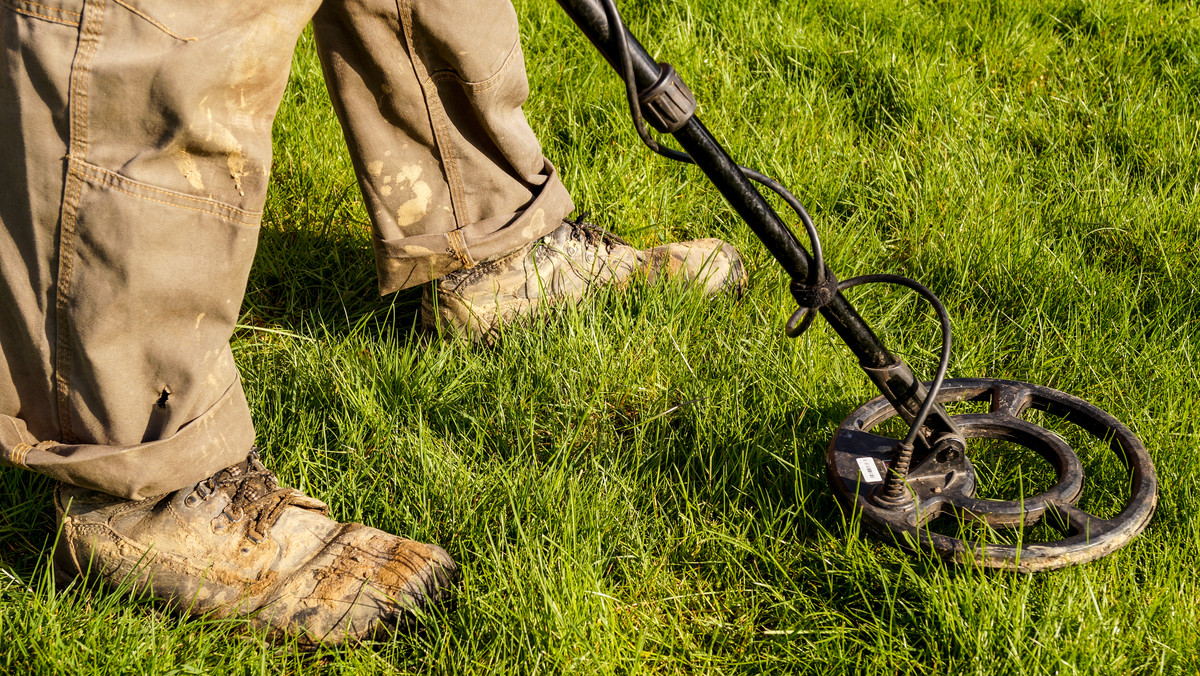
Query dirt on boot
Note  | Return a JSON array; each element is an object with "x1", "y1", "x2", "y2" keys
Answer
[
  {"x1": 421, "y1": 219, "x2": 747, "y2": 342},
  {"x1": 53, "y1": 450, "x2": 459, "y2": 647}
]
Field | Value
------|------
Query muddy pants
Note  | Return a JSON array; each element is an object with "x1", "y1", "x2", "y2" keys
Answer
[{"x1": 0, "y1": 0, "x2": 575, "y2": 499}]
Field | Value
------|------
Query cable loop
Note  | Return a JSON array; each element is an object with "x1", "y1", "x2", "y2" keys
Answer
[
  {"x1": 785, "y1": 266, "x2": 838, "y2": 338},
  {"x1": 790, "y1": 267, "x2": 839, "y2": 310}
]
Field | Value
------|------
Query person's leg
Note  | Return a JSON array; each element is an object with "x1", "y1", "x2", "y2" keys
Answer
[
  {"x1": 1, "y1": 0, "x2": 455, "y2": 645},
  {"x1": 0, "y1": 0, "x2": 280, "y2": 500},
  {"x1": 313, "y1": 0, "x2": 745, "y2": 342},
  {"x1": 309, "y1": 0, "x2": 571, "y2": 290},
  {"x1": 313, "y1": 0, "x2": 576, "y2": 293}
]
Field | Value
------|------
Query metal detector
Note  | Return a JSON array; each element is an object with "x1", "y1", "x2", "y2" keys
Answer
[{"x1": 555, "y1": 0, "x2": 1157, "y2": 571}]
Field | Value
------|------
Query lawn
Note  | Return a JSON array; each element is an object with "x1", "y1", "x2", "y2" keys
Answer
[{"x1": 2, "y1": 0, "x2": 1199, "y2": 672}]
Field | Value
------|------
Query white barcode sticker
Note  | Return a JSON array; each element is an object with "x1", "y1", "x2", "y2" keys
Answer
[{"x1": 856, "y1": 457, "x2": 883, "y2": 483}]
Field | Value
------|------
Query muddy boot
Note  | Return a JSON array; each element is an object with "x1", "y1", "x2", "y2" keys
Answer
[
  {"x1": 422, "y1": 219, "x2": 747, "y2": 342},
  {"x1": 53, "y1": 450, "x2": 458, "y2": 647}
]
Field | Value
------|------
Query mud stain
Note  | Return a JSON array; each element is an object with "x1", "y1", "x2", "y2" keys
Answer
[
  {"x1": 519, "y1": 208, "x2": 546, "y2": 240},
  {"x1": 393, "y1": 165, "x2": 431, "y2": 227},
  {"x1": 173, "y1": 149, "x2": 205, "y2": 190},
  {"x1": 396, "y1": 182, "x2": 432, "y2": 227},
  {"x1": 212, "y1": 125, "x2": 247, "y2": 196}
]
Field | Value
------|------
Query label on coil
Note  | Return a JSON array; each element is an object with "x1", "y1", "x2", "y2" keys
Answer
[{"x1": 857, "y1": 457, "x2": 883, "y2": 483}]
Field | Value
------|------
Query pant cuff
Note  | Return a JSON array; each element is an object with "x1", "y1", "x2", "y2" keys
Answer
[
  {"x1": 373, "y1": 159, "x2": 575, "y2": 294},
  {"x1": 0, "y1": 377, "x2": 255, "y2": 501}
]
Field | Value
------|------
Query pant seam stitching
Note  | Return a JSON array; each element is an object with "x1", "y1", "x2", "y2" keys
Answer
[
  {"x1": 0, "y1": 0, "x2": 80, "y2": 25},
  {"x1": 110, "y1": 0, "x2": 194, "y2": 41},
  {"x1": 83, "y1": 170, "x2": 262, "y2": 226},
  {"x1": 430, "y1": 110, "x2": 471, "y2": 256},
  {"x1": 72, "y1": 159, "x2": 263, "y2": 225},
  {"x1": 445, "y1": 230, "x2": 475, "y2": 267},
  {"x1": 428, "y1": 37, "x2": 520, "y2": 94},
  {"x1": 397, "y1": 0, "x2": 471, "y2": 249},
  {"x1": 55, "y1": 0, "x2": 104, "y2": 442},
  {"x1": 4, "y1": 0, "x2": 79, "y2": 17},
  {"x1": 11, "y1": 443, "x2": 32, "y2": 467}
]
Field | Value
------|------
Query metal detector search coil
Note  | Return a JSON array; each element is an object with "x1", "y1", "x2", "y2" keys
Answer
[
  {"x1": 829, "y1": 379, "x2": 1156, "y2": 571},
  {"x1": 555, "y1": 0, "x2": 1157, "y2": 571}
]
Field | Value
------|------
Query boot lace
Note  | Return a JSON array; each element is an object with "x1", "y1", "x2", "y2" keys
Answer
[
  {"x1": 564, "y1": 211, "x2": 631, "y2": 249},
  {"x1": 190, "y1": 449, "x2": 328, "y2": 543}
]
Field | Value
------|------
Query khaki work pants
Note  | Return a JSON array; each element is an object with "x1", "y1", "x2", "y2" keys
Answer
[{"x1": 0, "y1": 0, "x2": 574, "y2": 500}]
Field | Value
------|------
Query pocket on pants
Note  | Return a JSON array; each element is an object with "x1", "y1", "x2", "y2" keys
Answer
[
  {"x1": 60, "y1": 158, "x2": 259, "y2": 448},
  {"x1": 411, "y1": 0, "x2": 522, "y2": 87}
]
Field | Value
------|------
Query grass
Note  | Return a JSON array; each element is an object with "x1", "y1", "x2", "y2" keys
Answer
[{"x1": 3, "y1": 0, "x2": 1200, "y2": 672}]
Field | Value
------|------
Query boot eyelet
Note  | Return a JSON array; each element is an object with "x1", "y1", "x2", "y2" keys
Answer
[{"x1": 211, "y1": 509, "x2": 242, "y2": 534}]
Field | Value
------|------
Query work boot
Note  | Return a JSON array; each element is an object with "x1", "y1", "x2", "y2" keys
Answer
[
  {"x1": 53, "y1": 450, "x2": 458, "y2": 647},
  {"x1": 422, "y1": 219, "x2": 747, "y2": 342}
]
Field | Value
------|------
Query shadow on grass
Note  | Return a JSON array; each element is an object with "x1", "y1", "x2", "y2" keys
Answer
[
  {"x1": 0, "y1": 468, "x2": 56, "y2": 576},
  {"x1": 243, "y1": 223, "x2": 424, "y2": 342}
]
